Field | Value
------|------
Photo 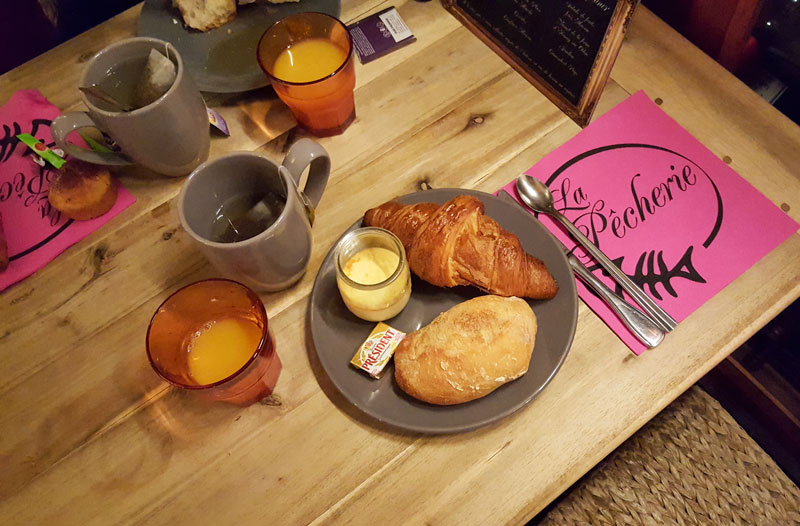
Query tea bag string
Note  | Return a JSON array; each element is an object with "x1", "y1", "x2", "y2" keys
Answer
[{"x1": 225, "y1": 216, "x2": 242, "y2": 241}]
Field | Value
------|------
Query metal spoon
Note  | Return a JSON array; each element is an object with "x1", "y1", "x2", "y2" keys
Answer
[
  {"x1": 79, "y1": 85, "x2": 135, "y2": 112},
  {"x1": 515, "y1": 174, "x2": 677, "y2": 332}
]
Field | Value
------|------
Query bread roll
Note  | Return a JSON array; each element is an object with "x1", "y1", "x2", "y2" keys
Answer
[
  {"x1": 48, "y1": 159, "x2": 118, "y2": 221},
  {"x1": 394, "y1": 295, "x2": 537, "y2": 405}
]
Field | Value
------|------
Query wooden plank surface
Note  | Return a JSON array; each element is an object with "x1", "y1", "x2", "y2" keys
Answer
[{"x1": 1, "y1": 2, "x2": 798, "y2": 525}]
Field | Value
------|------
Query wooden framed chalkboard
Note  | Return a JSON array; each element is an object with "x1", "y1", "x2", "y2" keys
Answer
[{"x1": 443, "y1": 0, "x2": 638, "y2": 127}]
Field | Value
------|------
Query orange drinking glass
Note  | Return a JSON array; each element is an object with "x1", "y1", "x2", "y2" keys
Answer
[
  {"x1": 146, "y1": 279, "x2": 281, "y2": 406},
  {"x1": 257, "y1": 12, "x2": 356, "y2": 137}
]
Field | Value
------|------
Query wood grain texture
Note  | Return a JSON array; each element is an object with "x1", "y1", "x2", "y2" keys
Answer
[{"x1": 0, "y1": 2, "x2": 798, "y2": 525}]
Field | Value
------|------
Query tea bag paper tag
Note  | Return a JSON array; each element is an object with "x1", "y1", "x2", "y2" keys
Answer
[
  {"x1": 16, "y1": 133, "x2": 66, "y2": 169},
  {"x1": 134, "y1": 48, "x2": 177, "y2": 108},
  {"x1": 207, "y1": 108, "x2": 230, "y2": 136},
  {"x1": 378, "y1": 9, "x2": 413, "y2": 42}
]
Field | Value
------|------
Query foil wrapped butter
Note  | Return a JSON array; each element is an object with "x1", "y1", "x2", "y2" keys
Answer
[{"x1": 351, "y1": 322, "x2": 406, "y2": 379}]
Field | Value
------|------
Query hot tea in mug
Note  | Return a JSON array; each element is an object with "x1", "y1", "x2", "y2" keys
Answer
[
  {"x1": 210, "y1": 190, "x2": 287, "y2": 243},
  {"x1": 178, "y1": 139, "x2": 330, "y2": 291},
  {"x1": 51, "y1": 38, "x2": 209, "y2": 176}
]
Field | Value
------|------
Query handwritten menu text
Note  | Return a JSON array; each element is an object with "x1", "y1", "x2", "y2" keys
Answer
[{"x1": 456, "y1": 0, "x2": 617, "y2": 105}]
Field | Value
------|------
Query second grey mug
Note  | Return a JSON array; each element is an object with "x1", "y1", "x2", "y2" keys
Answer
[{"x1": 178, "y1": 139, "x2": 330, "y2": 291}]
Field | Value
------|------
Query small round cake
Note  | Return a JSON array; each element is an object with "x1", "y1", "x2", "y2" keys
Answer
[{"x1": 48, "y1": 159, "x2": 118, "y2": 221}]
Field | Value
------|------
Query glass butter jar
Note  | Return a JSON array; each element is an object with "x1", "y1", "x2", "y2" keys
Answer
[{"x1": 334, "y1": 227, "x2": 412, "y2": 322}]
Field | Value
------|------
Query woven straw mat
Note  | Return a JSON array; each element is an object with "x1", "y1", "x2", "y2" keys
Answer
[{"x1": 537, "y1": 386, "x2": 800, "y2": 526}]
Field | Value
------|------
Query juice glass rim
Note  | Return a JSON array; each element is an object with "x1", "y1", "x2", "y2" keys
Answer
[
  {"x1": 145, "y1": 278, "x2": 270, "y2": 391},
  {"x1": 257, "y1": 11, "x2": 354, "y2": 87},
  {"x1": 335, "y1": 227, "x2": 407, "y2": 291}
]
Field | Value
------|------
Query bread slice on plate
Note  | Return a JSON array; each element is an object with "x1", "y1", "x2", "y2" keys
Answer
[{"x1": 173, "y1": 0, "x2": 236, "y2": 32}]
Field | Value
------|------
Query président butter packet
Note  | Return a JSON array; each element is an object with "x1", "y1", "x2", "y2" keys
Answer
[
  {"x1": 348, "y1": 7, "x2": 416, "y2": 64},
  {"x1": 351, "y1": 322, "x2": 406, "y2": 378}
]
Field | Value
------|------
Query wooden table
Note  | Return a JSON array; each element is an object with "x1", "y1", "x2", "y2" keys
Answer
[{"x1": 2, "y1": 2, "x2": 799, "y2": 524}]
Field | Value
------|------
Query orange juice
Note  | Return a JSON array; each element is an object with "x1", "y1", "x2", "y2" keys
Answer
[
  {"x1": 186, "y1": 317, "x2": 262, "y2": 385},
  {"x1": 272, "y1": 39, "x2": 348, "y2": 83},
  {"x1": 147, "y1": 279, "x2": 281, "y2": 406},
  {"x1": 257, "y1": 13, "x2": 356, "y2": 136}
]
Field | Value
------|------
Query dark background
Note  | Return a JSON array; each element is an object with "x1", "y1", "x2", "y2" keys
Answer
[
  {"x1": 5, "y1": 1, "x2": 797, "y2": 125},
  {"x1": 0, "y1": 0, "x2": 139, "y2": 74}
]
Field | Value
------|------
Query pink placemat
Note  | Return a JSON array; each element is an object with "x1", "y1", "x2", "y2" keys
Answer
[
  {"x1": 0, "y1": 90, "x2": 136, "y2": 292},
  {"x1": 499, "y1": 91, "x2": 799, "y2": 354}
]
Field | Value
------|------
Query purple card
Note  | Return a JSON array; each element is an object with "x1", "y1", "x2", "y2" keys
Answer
[{"x1": 348, "y1": 7, "x2": 416, "y2": 64}]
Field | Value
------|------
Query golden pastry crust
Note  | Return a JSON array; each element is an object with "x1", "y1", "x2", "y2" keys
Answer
[
  {"x1": 394, "y1": 295, "x2": 537, "y2": 405},
  {"x1": 365, "y1": 195, "x2": 558, "y2": 299},
  {"x1": 48, "y1": 160, "x2": 118, "y2": 221},
  {"x1": 173, "y1": 0, "x2": 236, "y2": 32}
]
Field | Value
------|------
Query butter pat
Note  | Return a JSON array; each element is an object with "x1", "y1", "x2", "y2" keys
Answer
[{"x1": 351, "y1": 322, "x2": 406, "y2": 379}]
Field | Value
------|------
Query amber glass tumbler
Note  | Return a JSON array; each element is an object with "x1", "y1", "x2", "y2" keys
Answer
[
  {"x1": 257, "y1": 12, "x2": 356, "y2": 137},
  {"x1": 146, "y1": 279, "x2": 281, "y2": 406}
]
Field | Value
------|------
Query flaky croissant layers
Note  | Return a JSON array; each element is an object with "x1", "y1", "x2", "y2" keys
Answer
[{"x1": 364, "y1": 195, "x2": 558, "y2": 299}]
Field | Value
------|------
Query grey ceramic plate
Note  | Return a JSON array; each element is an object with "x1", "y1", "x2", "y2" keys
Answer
[
  {"x1": 309, "y1": 189, "x2": 578, "y2": 434},
  {"x1": 137, "y1": 0, "x2": 341, "y2": 93}
]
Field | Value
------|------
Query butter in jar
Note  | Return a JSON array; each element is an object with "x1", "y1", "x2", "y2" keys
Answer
[{"x1": 334, "y1": 227, "x2": 411, "y2": 322}]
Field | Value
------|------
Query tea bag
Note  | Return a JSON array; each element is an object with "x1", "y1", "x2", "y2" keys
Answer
[
  {"x1": 134, "y1": 48, "x2": 176, "y2": 108},
  {"x1": 245, "y1": 192, "x2": 284, "y2": 226},
  {"x1": 213, "y1": 191, "x2": 286, "y2": 243}
]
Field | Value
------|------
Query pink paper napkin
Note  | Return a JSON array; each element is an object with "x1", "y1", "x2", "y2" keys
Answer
[
  {"x1": 0, "y1": 90, "x2": 136, "y2": 292},
  {"x1": 499, "y1": 91, "x2": 799, "y2": 354}
]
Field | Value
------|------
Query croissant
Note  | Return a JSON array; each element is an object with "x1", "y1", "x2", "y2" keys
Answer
[{"x1": 364, "y1": 195, "x2": 558, "y2": 299}]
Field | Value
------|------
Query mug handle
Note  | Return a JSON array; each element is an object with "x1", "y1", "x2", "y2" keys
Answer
[
  {"x1": 280, "y1": 138, "x2": 330, "y2": 207},
  {"x1": 51, "y1": 112, "x2": 133, "y2": 166}
]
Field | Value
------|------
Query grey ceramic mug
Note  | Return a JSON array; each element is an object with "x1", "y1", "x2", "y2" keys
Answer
[
  {"x1": 178, "y1": 139, "x2": 330, "y2": 291},
  {"x1": 51, "y1": 37, "x2": 209, "y2": 176}
]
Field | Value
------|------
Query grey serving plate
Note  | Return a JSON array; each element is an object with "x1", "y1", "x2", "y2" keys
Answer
[
  {"x1": 138, "y1": 0, "x2": 341, "y2": 93},
  {"x1": 309, "y1": 188, "x2": 578, "y2": 434}
]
